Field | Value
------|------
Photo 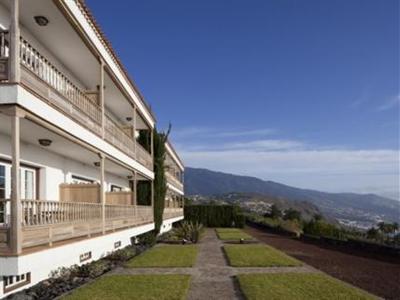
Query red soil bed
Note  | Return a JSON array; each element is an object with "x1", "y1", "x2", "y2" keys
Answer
[{"x1": 245, "y1": 226, "x2": 400, "y2": 300}]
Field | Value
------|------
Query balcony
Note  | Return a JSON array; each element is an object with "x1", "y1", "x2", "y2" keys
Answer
[
  {"x1": 163, "y1": 208, "x2": 184, "y2": 221},
  {"x1": 0, "y1": 32, "x2": 153, "y2": 171},
  {"x1": 0, "y1": 198, "x2": 153, "y2": 250},
  {"x1": 166, "y1": 171, "x2": 184, "y2": 191}
]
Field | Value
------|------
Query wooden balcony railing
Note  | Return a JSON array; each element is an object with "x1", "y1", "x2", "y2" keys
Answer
[
  {"x1": 19, "y1": 37, "x2": 103, "y2": 136},
  {"x1": 137, "y1": 142, "x2": 153, "y2": 170},
  {"x1": 163, "y1": 208, "x2": 184, "y2": 220},
  {"x1": 166, "y1": 172, "x2": 184, "y2": 190},
  {"x1": 0, "y1": 197, "x2": 155, "y2": 251},
  {"x1": 105, "y1": 114, "x2": 136, "y2": 159},
  {"x1": 16, "y1": 36, "x2": 154, "y2": 169},
  {"x1": 19, "y1": 199, "x2": 153, "y2": 249},
  {"x1": 21, "y1": 200, "x2": 102, "y2": 226}
]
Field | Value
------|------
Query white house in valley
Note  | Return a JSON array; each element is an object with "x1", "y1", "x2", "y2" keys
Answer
[{"x1": 0, "y1": 0, "x2": 184, "y2": 297}]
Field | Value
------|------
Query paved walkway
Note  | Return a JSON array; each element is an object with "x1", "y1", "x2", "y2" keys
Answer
[{"x1": 113, "y1": 229, "x2": 317, "y2": 300}]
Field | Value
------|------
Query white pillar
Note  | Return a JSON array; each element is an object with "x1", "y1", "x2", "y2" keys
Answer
[
  {"x1": 9, "y1": 0, "x2": 20, "y2": 82},
  {"x1": 10, "y1": 114, "x2": 21, "y2": 254},
  {"x1": 99, "y1": 60, "x2": 105, "y2": 138},
  {"x1": 99, "y1": 154, "x2": 105, "y2": 234},
  {"x1": 133, "y1": 106, "x2": 137, "y2": 158}
]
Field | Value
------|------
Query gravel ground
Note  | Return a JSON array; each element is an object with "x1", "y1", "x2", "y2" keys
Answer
[{"x1": 245, "y1": 225, "x2": 400, "y2": 300}]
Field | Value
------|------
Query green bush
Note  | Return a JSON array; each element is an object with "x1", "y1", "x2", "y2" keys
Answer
[
  {"x1": 279, "y1": 219, "x2": 303, "y2": 236},
  {"x1": 75, "y1": 260, "x2": 110, "y2": 278},
  {"x1": 107, "y1": 247, "x2": 137, "y2": 262},
  {"x1": 173, "y1": 221, "x2": 204, "y2": 243},
  {"x1": 246, "y1": 213, "x2": 302, "y2": 236},
  {"x1": 50, "y1": 260, "x2": 111, "y2": 280},
  {"x1": 138, "y1": 231, "x2": 157, "y2": 246},
  {"x1": 184, "y1": 205, "x2": 245, "y2": 228},
  {"x1": 303, "y1": 220, "x2": 345, "y2": 240}
]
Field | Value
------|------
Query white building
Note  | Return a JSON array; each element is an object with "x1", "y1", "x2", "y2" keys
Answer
[{"x1": 0, "y1": 0, "x2": 184, "y2": 297}]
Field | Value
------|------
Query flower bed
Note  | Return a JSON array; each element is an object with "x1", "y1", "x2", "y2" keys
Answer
[{"x1": 5, "y1": 236, "x2": 155, "y2": 300}]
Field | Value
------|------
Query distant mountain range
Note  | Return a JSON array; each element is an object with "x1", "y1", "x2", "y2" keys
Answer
[{"x1": 185, "y1": 167, "x2": 400, "y2": 228}]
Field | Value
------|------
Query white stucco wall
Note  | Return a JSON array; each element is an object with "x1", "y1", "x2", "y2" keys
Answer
[
  {"x1": 160, "y1": 216, "x2": 184, "y2": 234},
  {"x1": 0, "y1": 132, "x2": 130, "y2": 200},
  {"x1": 0, "y1": 222, "x2": 155, "y2": 298}
]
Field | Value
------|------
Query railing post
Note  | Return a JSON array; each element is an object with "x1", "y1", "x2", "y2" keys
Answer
[
  {"x1": 99, "y1": 59, "x2": 105, "y2": 138},
  {"x1": 151, "y1": 180, "x2": 154, "y2": 219},
  {"x1": 10, "y1": 110, "x2": 22, "y2": 254},
  {"x1": 133, "y1": 171, "x2": 137, "y2": 219},
  {"x1": 150, "y1": 127, "x2": 154, "y2": 160},
  {"x1": 9, "y1": 0, "x2": 20, "y2": 82},
  {"x1": 133, "y1": 106, "x2": 137, "y2": 159},
  {"x1": 99, "y1": 153, "x2": 106, "y2": 234}
]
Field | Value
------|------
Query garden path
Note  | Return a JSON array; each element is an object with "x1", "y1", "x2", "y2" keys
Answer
[{"x1": 112, "y1": 229, "x2": 316, "y2": 300}]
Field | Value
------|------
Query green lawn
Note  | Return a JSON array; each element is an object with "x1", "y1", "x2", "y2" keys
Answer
[
  {"x1": 127, "y1": 245, "x2": 198, "y2": 268},
  {"x1": 216, "y1": 228, "x2": 254, "y2": 241},
  {"x1": 64, "y1": 275, "x2": 191, "y2": 300},
  {"x1": 224, "y1": 244, "x2": 302, "y2": 267},
  {"x1": 237, "y1": 273, "x2": 375, "y2": 300}
]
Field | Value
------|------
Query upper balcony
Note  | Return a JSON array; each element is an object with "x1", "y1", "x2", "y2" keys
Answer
[
  {"x1": 165, "y1": 143, "x2": 184, "y2": 192},
  {"x1": 0, "y1": 0, "x2": 154, "y2": 171}
]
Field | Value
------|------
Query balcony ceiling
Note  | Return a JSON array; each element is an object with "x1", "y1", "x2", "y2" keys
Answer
[
  {"x1": 0, "y1": 116, "x2": 147, "y2": 179},
  {"x1": 2, "y1": 0, "x2": 99, "y2": 90}
]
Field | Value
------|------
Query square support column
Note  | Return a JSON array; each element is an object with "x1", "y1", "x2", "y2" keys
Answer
[
  {"x1": 99, "y1": 153, "x2": 106, "y2": 234},
  {"x1": 132, "y1": 171, "x2": 137, "y2": 206},
  {"x1": 133, "y1": 106, "x2": 137, "y2": 158},
  {"x1": 99, "y1": 60, "x2": 105, "y2": 138},
  {"x1": 10, "y1": 114, "x2": 21, "y2": 254},
  {"x1": 9, "y1": 0, "x2": 20, "y2": 82}
]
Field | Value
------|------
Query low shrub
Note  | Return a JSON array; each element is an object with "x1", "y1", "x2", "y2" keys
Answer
[
  {"x1": 303, "y1": 220, "x2": 345, "y2": 240},
  {"x1": 105, "y1": 247, "x2": 137, "y2": 262},
  {"x1": 173, "y1": 221, "x2": 204, "y2": 243},
  {"x1": 278, "y1": 219, "x2": 303, "y2": 237},
  {"x1": 6, "y1": 242, "x2": 154, "y2": 300},
  {"x1": 137, "y1": 230, "x2": 157, "y2": 247},
  {"x1": 246, "y1": 213, "x2": 301, "y2": 236}
]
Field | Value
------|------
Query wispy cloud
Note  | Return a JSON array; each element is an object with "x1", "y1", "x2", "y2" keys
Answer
[
  {"x1": 181, "y1": 147, "x2": 400, "y2": 199},
  {"x1": 177, "y1": 139, "x2": 303, "y2": 152},
  {"x1": 172, "y1": 125, "x2": 399, "y2": 199},
  {"x1": 171, "y1": 126, "x2": 276, "y2": 140},
  {"x1": 377, "y1": 95, "x2": 400, "y2": 111}
]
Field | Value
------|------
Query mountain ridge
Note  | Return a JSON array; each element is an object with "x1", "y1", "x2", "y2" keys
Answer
[{"x1": 184, "y1": 167, "x2": 400, "y2": 226}]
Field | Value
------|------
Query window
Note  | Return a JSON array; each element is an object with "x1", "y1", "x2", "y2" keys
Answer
[
  {"x1": 0, "y1": 165, "x2": 5, "y2": 199},
  {"x1": 19, "y1": 167, "x2": 36, "y2": 200},
  {"x1": 3, "y1": 273, "x2": 31, "y2": 293},
  {"x1": 71, "y1": 175, "x2": 94, "y2": 184},
  {"x1": 23, "y1": 170, "x2": 34, "y2": 200},
  {"x1": 0, "y1": 165, "x2": 5, "y2": 223},
  {"x1": 111, "y1": 185, "x2": 122, "y2": 192}
]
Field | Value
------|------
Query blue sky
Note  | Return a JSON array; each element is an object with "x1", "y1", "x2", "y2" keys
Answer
[{"x1": 86, "y1": 0, "x2": 399, "y2": 199}]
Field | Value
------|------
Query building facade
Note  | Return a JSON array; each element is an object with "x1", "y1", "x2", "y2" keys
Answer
[{"x1": 0, "y1": 0, "x2": 184, "y2": 297}]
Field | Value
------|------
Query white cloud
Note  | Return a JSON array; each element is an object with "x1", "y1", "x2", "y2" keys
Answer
[
  {"x1": 172, "y1": 126, "x2": 400, "y2": 199},
  {"x1": 180, "y1": 147, "x2": 400, "y2": 200},
  {"x1": 171, "y1": 126, "x2": 276, "y2": 140},
  {"x1": 377, "y1": 95, "x2": 400, "y2": 111}
]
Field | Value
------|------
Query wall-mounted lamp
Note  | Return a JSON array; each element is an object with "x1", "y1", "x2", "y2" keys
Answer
[
  {"x1": 126, "y1": 117, "x2": 133, "y2": 122},
  {"x1": 38, "y1": 139, "x2": 52, "y2": 147},
  {"x1": 93, "y1": 162, "x2": 100, "y2": 167},
  {"x1": 127, "y1": 175, "x2": 133, "y2": 180},
  {"x1": 34, "y1": 16, "x2": 49, "y2": 27}
]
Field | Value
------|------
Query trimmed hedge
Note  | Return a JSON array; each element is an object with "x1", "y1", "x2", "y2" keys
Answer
[{"x1": 184, "y1": 205, "x2": 245, "y2": 228}]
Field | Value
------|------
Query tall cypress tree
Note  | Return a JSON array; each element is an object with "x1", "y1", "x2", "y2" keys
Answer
[{"x1": 153, "y1": 125, "x2": 170, "y2": 234}]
